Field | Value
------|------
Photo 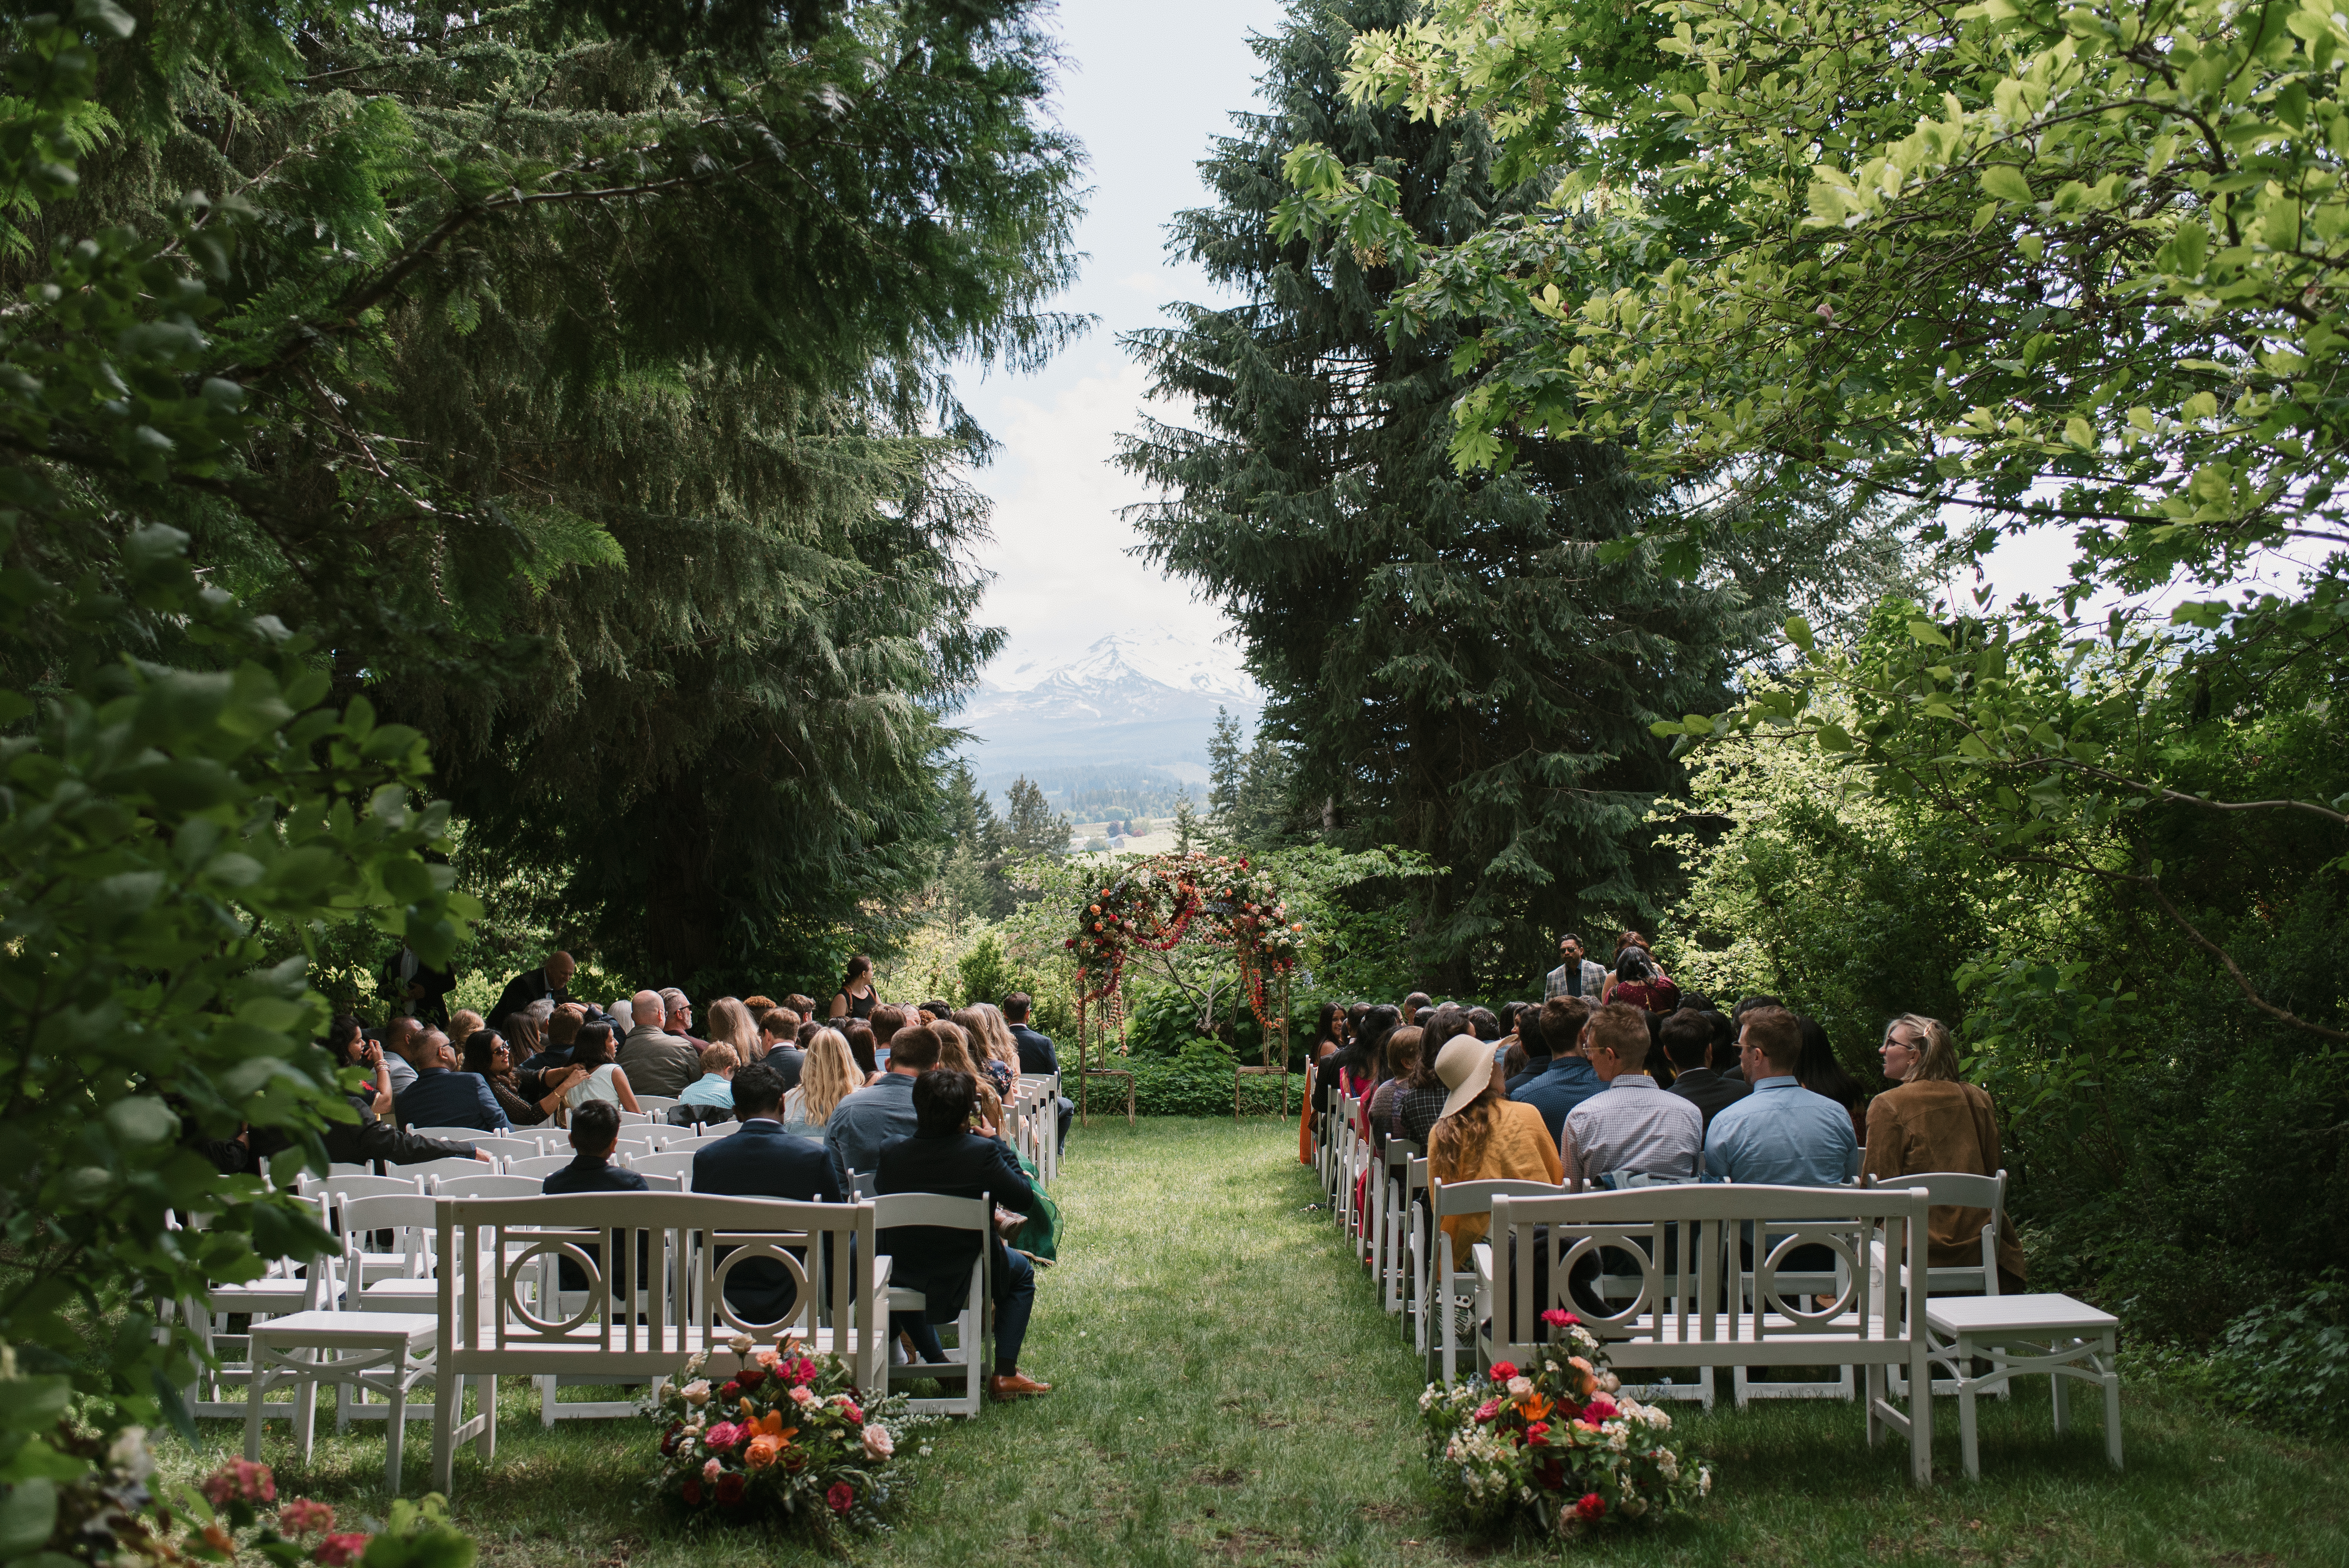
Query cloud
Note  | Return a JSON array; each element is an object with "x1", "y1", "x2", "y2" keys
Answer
[{"x1": 969, "y1": 355, "x2": 1231, "y2": 671}]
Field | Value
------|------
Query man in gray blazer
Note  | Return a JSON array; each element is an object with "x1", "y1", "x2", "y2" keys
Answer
[{"x1": 1545, "y1": 933, "x2": 1609, "y2": 1002}]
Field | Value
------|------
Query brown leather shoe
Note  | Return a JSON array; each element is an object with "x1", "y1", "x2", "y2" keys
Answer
[{"x1": 988, "y1": 1372, "x2": 1053, "y2": 1401}]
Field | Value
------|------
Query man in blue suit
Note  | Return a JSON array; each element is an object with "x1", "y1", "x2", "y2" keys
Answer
[
  {"x1": 393, "y1": 1031, "x2": 510, "y2": 1131},
  {"x1": 1509, "y1": 997, "x2": 1602, "y2": 1142},
  {"x1": 690, "y1": 1062, "x2": 839, "y2": 1323}
]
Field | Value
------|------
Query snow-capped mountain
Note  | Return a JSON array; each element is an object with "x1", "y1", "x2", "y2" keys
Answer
[{"x1": 956, "y1": 628, "x2": 1259, "y2": 765}]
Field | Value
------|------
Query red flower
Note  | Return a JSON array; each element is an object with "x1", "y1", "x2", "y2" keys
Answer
[
  {"x1": 714, "y1": 1472, "x2": 745, "y2": 1505},
  {"x1": 736, "y1": 1364, "x2": 766, "y2": 1387},
  {"x1": 278, "y1": 1500, "x2": 336, "y2": 1537},
  {"x1": 826, "y1": 1482, "x2": 855, "y2": 1514},
  {"x1": 313, "y1": 1534, "x2": 370, "y2": 1567},
  {"x1": 1575, "y1": 1493, "x2": 1606, "y2": 1521},
  {"x1": 720, "y1": 1381, "x2": 741, "y2": 1400},
  {"x1": 1525, "y1": 1421, "x2": 1551, "y2": 1444},
  {"x1": 1064, "y1": 938, "x2": 1076, "y2": 949},
  {"x1": 1581, "y1": 1398, "x2": 1619, "y2": 1423},
  {"x1": 1541, "y1": 1308, "x2": 1579, "y2": 1328},
  {"x1": 1473, "y1": 1398, "x2": 1500, "y2": 1423},
  {"x1": 1488, "y1": 1361, "x2": 1517, "y2": 1381},
  {"x1": 659, "y1": 1421, "x2": 683, "y2": 1455}
]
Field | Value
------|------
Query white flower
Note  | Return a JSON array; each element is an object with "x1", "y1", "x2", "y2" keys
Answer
[
  {"x1": 1658, "y1": 1451, "x2": 1680, "y2": 1481},
  {"x1": 684, "y1": 1350, "x2": 709, "y2": 1376},
  {"x1": 682, "y1": 1379, "x2": 711, "y2": 1406},
  {"x1": 1599, "y1": 1371, "x2": 1620, "y2": 1393},
  {"x1": 1698, "y1": 1465, "x2": 1714, "y2": 1497},
  {"x1": 1506, "y1": 1375, "x2": 1533, "y2": 1400},
  {"x1": 861, "y1": 1423, "x2": 895, "y2": 1460},
  {"x1": 106, "y1": 1427, "x2": 154, "y2": 1482},
  {"x1": 726, "y1": 1333, "x2": 753, "y2": 1354}
]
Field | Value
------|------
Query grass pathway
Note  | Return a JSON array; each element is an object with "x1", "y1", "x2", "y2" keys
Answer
[{"x1": 185, "y1": 1119, "x2": 2349, "y2": 1565}]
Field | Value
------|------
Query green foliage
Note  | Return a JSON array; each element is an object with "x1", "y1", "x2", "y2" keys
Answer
[
  {"x1": 0, "y1": 7, "x2": 475, "y2": 1417},
  {"x1": 1118, "y1": 1043, "x2": 1306, "y2": 1118},
  {"x1": 10, "y1": 0, "x2": 1087, "y2": 991}
]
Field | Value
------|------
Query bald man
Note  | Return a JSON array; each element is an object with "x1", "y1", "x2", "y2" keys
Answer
[{"x1": 616, "y1": 986, "x2": 699, "y2": 1097}]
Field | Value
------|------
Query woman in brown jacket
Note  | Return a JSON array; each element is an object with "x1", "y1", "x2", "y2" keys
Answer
[{"x1": 1861, "y1": 1014, "x2": 2028, "y2": 1292}]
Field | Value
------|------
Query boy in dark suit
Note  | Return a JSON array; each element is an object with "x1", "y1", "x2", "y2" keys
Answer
[{"x1": 877, "y1": 1069, "x2": 1049, "y2": 1402}]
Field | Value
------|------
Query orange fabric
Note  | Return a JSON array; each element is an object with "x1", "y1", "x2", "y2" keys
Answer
[
  {"x1": 1862, "y1": 1079, "x2": 2028, "y2": 1283},
  {"x1": 1432, "y1": 1099, "x2": 1563, "y2": 1251},
  {"x1": 1298, "y1": 1061, "x2": 1315, "y2": 1164}
]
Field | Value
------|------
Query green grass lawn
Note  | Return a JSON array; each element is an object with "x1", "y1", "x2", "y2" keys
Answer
[{"x1": 173, "y1": 1118, "x2": 2349, "y2": 1565}]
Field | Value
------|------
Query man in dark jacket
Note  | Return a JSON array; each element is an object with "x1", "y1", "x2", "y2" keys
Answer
[
  {"x1": 541, "y1": 1102, "x2": 648, "y2": 1293},
  {"x1": 393, "y1": 1032, "x2": 511, "y2": 1131},
  {"x1": 1660, "y1": 1007, "x2": 1751, "y2": 1133},
  {"x1": 690, "y1": 1064, "x2": 838, "y2": 1321},
  {"x1": 1509, "y1": 997, "x2": 1604, "y2": 1142},
  {"x1": 877, "y1": 1068, "x2": 1049, "y2": 1401},
  {"x1": 323, "y1": 1019, "x2": 486, "y2": 1168},
  {"x1": 490, "y1": 952, "x2": 575, "y2": 1032},
  {"x1": 1002, "y1": 992, "x2": 1072, "y2": 1151}
]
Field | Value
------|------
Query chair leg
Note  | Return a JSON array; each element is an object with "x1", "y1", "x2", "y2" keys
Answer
[
  {"x1": 2101, "y1": 1333, "x2": 2123, "y2": 1471},
  {"x1": 244, "y1": 1366, "x2": 267, "y2": 1461},
  {"x1": 385, "y1": 1384, "x2": 407, "y2": 1495},
  {"x1": 477, "y1": 1375, "x2": 498, "y2": 1460},
  {"x1": 2050, "y1": 1341, "x2": 2070, "y2": 1434},
  {"x1": 296, "y1": 1355, "x2": 318, "y2": 1463},
  {"x1": 431, "y1": 1374, "x2": 456, "y2": 1496}
]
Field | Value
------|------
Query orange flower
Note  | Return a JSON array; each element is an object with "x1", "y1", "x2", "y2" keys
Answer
[
  {"x1": 743, "y1": 1435, "x2": 782, "y2": 1469},
  {"x1": 748, "y1": 1409, "x2": 787, "y2": 1439},
  {"x1": 1517, "y1": 1392, "x2": 1554, "y2": 1422}
]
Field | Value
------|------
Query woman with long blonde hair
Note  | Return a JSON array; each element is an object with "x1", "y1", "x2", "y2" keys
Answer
[
  {"x1": 705, "y1": 997, "x2": 763, "y2": 1063},
  {"x1": 952, "y1": 1006, "x2": 1020, "y2": 1099},
  {"x1": 932, "y1": 1020, "x2": 1006, "y2": 1137},
  {"x1": 781, "y1": 1027, "x2": 861, "y2": 1137}
]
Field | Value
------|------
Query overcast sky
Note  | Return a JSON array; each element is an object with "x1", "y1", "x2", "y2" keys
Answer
[{"x1": 954, "y1": 1, "x2": 2235, "y2": 685}]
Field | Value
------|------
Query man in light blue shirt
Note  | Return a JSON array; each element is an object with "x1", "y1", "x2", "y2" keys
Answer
[{"x1": 1703, "y1": 1007, "x2": 1856, "y2": 1185}]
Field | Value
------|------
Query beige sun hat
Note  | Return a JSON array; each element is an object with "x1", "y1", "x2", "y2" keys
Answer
[{"x1": 1434, "y1": 1033, "x2": 1494, "y2": 1120}]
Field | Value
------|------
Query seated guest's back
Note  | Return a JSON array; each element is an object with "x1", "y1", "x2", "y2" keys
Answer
[
  {"x1": 690, "y1": 1063, "x2": 838, "y2": 1321},
  {"x1": 876, "y1": 1068, "x2": 1050, "y2": 1402},
  {"x1": 541, "y1": 1102, "x2": 647, "y2": 1292},
  {"x1": 616, "y1": 987, "x2": 700, "y2": 1098},
  {"x1": 1509, "y1": 997, "x2": 1600, "y2": 1141},
  {"x1": 759, "y1": 1008, "x2": 806, "y2": 1089},
  {"x1": 394, "y1": 1030, "x2": 510, "y2": 1131},
  {"x1": 824, "y1": 1022, "x2": 937, "y2": 1193},
  {"x1": 1503, "y1": 1005, "x2": 1551, "y2": 1096},
  {"x1": 1428, "y1": 1034, "x2": 1562, "y2": 1252},
  {"x1": 1560, "y1": 1003, "x2": 1701, "y2": 1185},
  {"x1": 1660, "y1": 1007, "x2": 1749, "y2": 1133},
  {"x1": 1704, "y1": 1006, "x2": 1857, "y2": 1185},
  {"x1": 679, "y1": 1043, "x2": 740, "y2": 1109}
]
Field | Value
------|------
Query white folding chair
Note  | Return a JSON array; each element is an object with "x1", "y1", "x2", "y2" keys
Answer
[
  {"x1": 179, "y1": 1199, "x2": 336, "y2": 1418},
  {"x1": 430, "y1": 1173, "x2": 543, "y2": 1199},
  {"x1": 302, "y1": 1174, "x2": 428, "y2": 1288},
  {"x1": 628, "y1": 1150, "x2": 698, "y2": 1188},
  {"x1": 1865, "y1": 1169, "x2": 2012, "y2": 1395},
  {"x1": 634, "y1": 1123, "x2": 704, "y2": 1150},
  {"x1": 405, "y1": 1126, "x2": 500, "y2": 1145},
  {"x1": 1428, "y1": 1175, "x2": 1566, "y2": 1385},
  {"x1": 1380, "y1": 1139, "x2": 1423, "y2": 1320},
  {"x1": 874, "y1": 1192, "x2": 991, "y2": 1417},
  {"x1": 243, "y1": 1237, "x2": 436, "y2": 1494},
  {"x1": 398, "y1": 1156, "x2": 488, "y2": 1183},
  {"x1": 470, "y1": 1134, "x2": 547, "y2": 1162},
  {"x1": 327, "y1": 1162, "x2": 373, "y2": 1177},
  {"x1": 633, "y1": 1096, "x2": 681, "y2": 1115},
  {"x1": 504, "y1": 1153, "x2": 578, "y2": 1180}
]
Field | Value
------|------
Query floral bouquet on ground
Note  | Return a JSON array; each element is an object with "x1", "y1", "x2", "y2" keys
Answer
[
  {"x1": 1420, "y1": 1309, "x2": 1713, "y2": 1538},
  {"x1": 641, "y1": 1331, "x2": 929, "y2": 1539}
]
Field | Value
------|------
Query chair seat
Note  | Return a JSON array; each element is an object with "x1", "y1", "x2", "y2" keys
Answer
[
  {"x1": 360, "y1": 1280, "x2": 440, "y2": 1311},
  {"x1": 1926, "y1": 1293, "x2": 2115, "y2": 1339},
  {"x1": 252, "y1": 1311, "x2": 437, "y2": 1348}
]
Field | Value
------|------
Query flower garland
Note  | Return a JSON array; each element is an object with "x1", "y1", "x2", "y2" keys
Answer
[
  {"x1": 642, "y1": 1332, "x2": 930, "y2": 1540},
  {"x1": 1064, "y1": 851, "x2": 1306, "y2": 1029},
  {"x1": 1420, "y1": 1312, "x2": 1713, "y2": 1537}
]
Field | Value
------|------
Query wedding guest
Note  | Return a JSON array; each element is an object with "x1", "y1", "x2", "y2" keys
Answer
[
  {"x1": 932, "y1": 1020, "x2": 1007, "y2": 1135},
  {"x1": 1396, "y1": 1006, "x2": 1472, "y2": 1144},
  {"x1": 781, "y1": 1027, "x2": 861, "y2": 1137},
  {"x1": 827, "y1": 955, "x2": 879, "y2": 1022},
  {"x1": 1364, "y1": 1026, "x2": 1424, "y2": 1151},
  {"x1": 1509, "y1": 997, "x2": 1601, "y2": 1141},
  {"x1": 1504, "y1": 1006, "x2": 1551, "y2": 1095},
  {"x1": 1796, "y1": 1014, "x2": 1870, "y2": 1145},
  {"x1": 1560, "y1": 1004, "x2": 1701, "y2": 1185},
  {"x1": 1661, "y1": 1007, "x2": 1749, "y2": 1132},
  {"x1": 1608, "y1": 947, "x2": 1681, "y2": 1014},
  {"x1": 541, "y1": 1101, "x2": 646, "y2": 1196},
  {"x1": 617, "y1": 989, "x2": 698, "y2": 1097},
  {"x1": 1546, "y1": 934, "x2": 1608, "y2": 1001},
  {"x1": 1428, "y1": 1034, "x2": 1562, "y2": 1252},
  {"x1": 843, "y1": 1020, "x2": 883, "y2": 1084},
  {"x1": 1864, "y1": 1014, "x2": 2027, "y2": 1290},
  {"x1": 950, "y1": 1007, "x2": 1018, "y2": 1100},
  {"x1": 461, "y1": 1028, "x2": 579, "y2": 1125},
  {"x1": 447, "y1": 1009, "x2": 485, "y2": 1051},
  {"x1": 660, "y1": 987, "x2": 708, "y2": 1050},
  {"x1": 825, "y1": 1022, "x2": 939, "y2": 1193},
  {"x1": 1002, "y1": 993, "x2": 1071, "y2": 1148},
  {"x1": 679, "y1": 1043, "x2": 740, "y2": 1111},
  {"x1": 491, "y1": 952, "x2": 575, "y2": 1032},
  {"x1": 323, "y1": 1019, "x2": 486, "y2": 1167},
  {"x1": 705, "y1": 997, "x2": 762, "y2": 1068},
  {"x1": 692, "y1": 1063, "x2": 839, "y2": 1320},
  {"x1": 395, "y1": 1030, "x2": 509, "y2": 1131},
  {"x1": 563, "y1": 1024, "x2": 641, "y2": 1115},
  {"x1": 523, "y1": 1003, "x2": 586, "y2": 1074},
  {"x1": 1704, "y1": 1007, "x2": 1856, "y2": 1185},
  {"x1": 377, "y1": 1016, "x2": 422, "y2": 1095},
  {"x1": 784, "y1": 993, "x2": 819, "y2": 1027},
  {"x1": 759, "y1": 1008, "x2": 805, "y2": 1088},
  {"x1": 876, "y1": 1068, "x2": 1050, "y2": 1401}
]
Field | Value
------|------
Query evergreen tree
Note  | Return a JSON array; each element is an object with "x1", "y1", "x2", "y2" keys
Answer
[
  {"x1": 1119, "y1": 0, "x2": 1793, "y2": 989},
  {"x1": 999, "y1": 776, "x2": 1068, "y2": 864},
  {"x1": 1233, "y1": 733, "x2": 1299, "y2": 846},
  {"x1": 1172, "y1": 790, "x2": 1204, "y2": 856},
  {"x1": 6, "y1": 1, "x2": 1086, "y2": 986},
  {"x1": 1206, "y1": 706, "x2": 1245, "y2": 822}
]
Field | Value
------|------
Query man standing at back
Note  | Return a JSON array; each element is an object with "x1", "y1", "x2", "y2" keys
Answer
[
  {"x1": 690, "y1": 1064, "x2": 838, "y2": 1321},
  {"x1": 825, "y1": 1024, "x2": 939, "y2": 1193},
  {"x1": 492, "y1": 951, "x2": 575, "y2": 1030},
  {"x1": 1002, "y1": 992, "x2": 1072, "y2": 1151},
  {"x1": 1509, "y1": 998, "x2": 1603, "y2": 1142},
  {"x1": 1545, "y1": 934, "x2": 1608, "y2": 1002},
  {"x1": 1703, "y1": 1006, "x2": 1857, "y2": 1185},
  {"x1": 617, "y1": 987, "x2": 700, "y2": 1097}
]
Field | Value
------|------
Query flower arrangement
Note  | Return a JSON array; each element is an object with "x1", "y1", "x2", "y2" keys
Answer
[
  {"x1": 1420, "y1": 1311, "x2": 1712, "y2": 1537},
  {"x1": 641, "y1": 1332, "x2": 928, "y2": 1539},
  {"x1": 1064, "y1": 850, "x2": 1305, "y2": 1025}
]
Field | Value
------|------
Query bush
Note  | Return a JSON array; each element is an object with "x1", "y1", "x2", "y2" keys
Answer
[{"x1": 1096, "y1": 1043, "x2": 1308, "y2": 1117}]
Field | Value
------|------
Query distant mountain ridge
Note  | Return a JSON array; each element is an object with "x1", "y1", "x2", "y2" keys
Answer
[{"x1": 955, "y1": 628, "x2": 1260, "y2": 767}]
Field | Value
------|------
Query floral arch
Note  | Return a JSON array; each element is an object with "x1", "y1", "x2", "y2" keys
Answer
[{"x1": 1061, "y1": 850, "x2": 1305, "y2": 1122}]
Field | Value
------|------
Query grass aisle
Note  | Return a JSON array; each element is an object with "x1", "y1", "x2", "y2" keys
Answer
[{"x1": 184, "y1": 1119, "x2": 2349, "y2": 1565}]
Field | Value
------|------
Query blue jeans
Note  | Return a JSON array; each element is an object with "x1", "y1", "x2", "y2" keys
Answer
[{"x1": 895, "y1": 1245, "x2": 1036, "y2": 1376}]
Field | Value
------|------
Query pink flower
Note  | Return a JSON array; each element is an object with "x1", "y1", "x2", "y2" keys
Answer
[
  {"x1": 1525, "y1": 1421, "x2": 1550, "y2": 1444},
  {"x1": 829, "y1": 1395, "x2": 864, "y2": 1423},
  {"x1": 1473, "y1": 1398, "x2": 1501, "y2": 1424},
  {"x1": 752, "y1": 1347, "x2": 780, "y2": 1369},
  {"x1": 860, "y1": 1423, "x2": 894, "y2": 1460},
  {"x1": 314, "y1": 1533, "x2": 370, "y2": 1566},
  {"x1": 703, "y1": 1422, "x2": 742, "y2": 1450},
  {"x1": 788, "y1": 1386, "x2": 817, "y2": 1408},
  {"x1": 202, "y1": 1459, "x2": 277, "y2": 1506},
  {"x1": 826, "y1": 1482, "x2": 855, "y2": 1514},
  {"x1": 1582, "y1": 1398, "x2": 1619, "y2": 1424},
  {"x1": 1540, "y1": 1309, "x2": 1579, "y2": 1328},
  {"x1": 1487, "y1": 1361, "x2": 1517, "y2": 1382},
  {"x1": 784, "y1": 1356, "x2": 818, "y2": 1387},
  {"x1": 277, "y1": 1500, "x2": 336, "y2": 1537},
  {"x1": 702, "y1": 1458, "x2": 721, "y2": 1480},
  {"x1": 1576, "y1": 1492, "x2": 1606, "y2": 1521}
]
